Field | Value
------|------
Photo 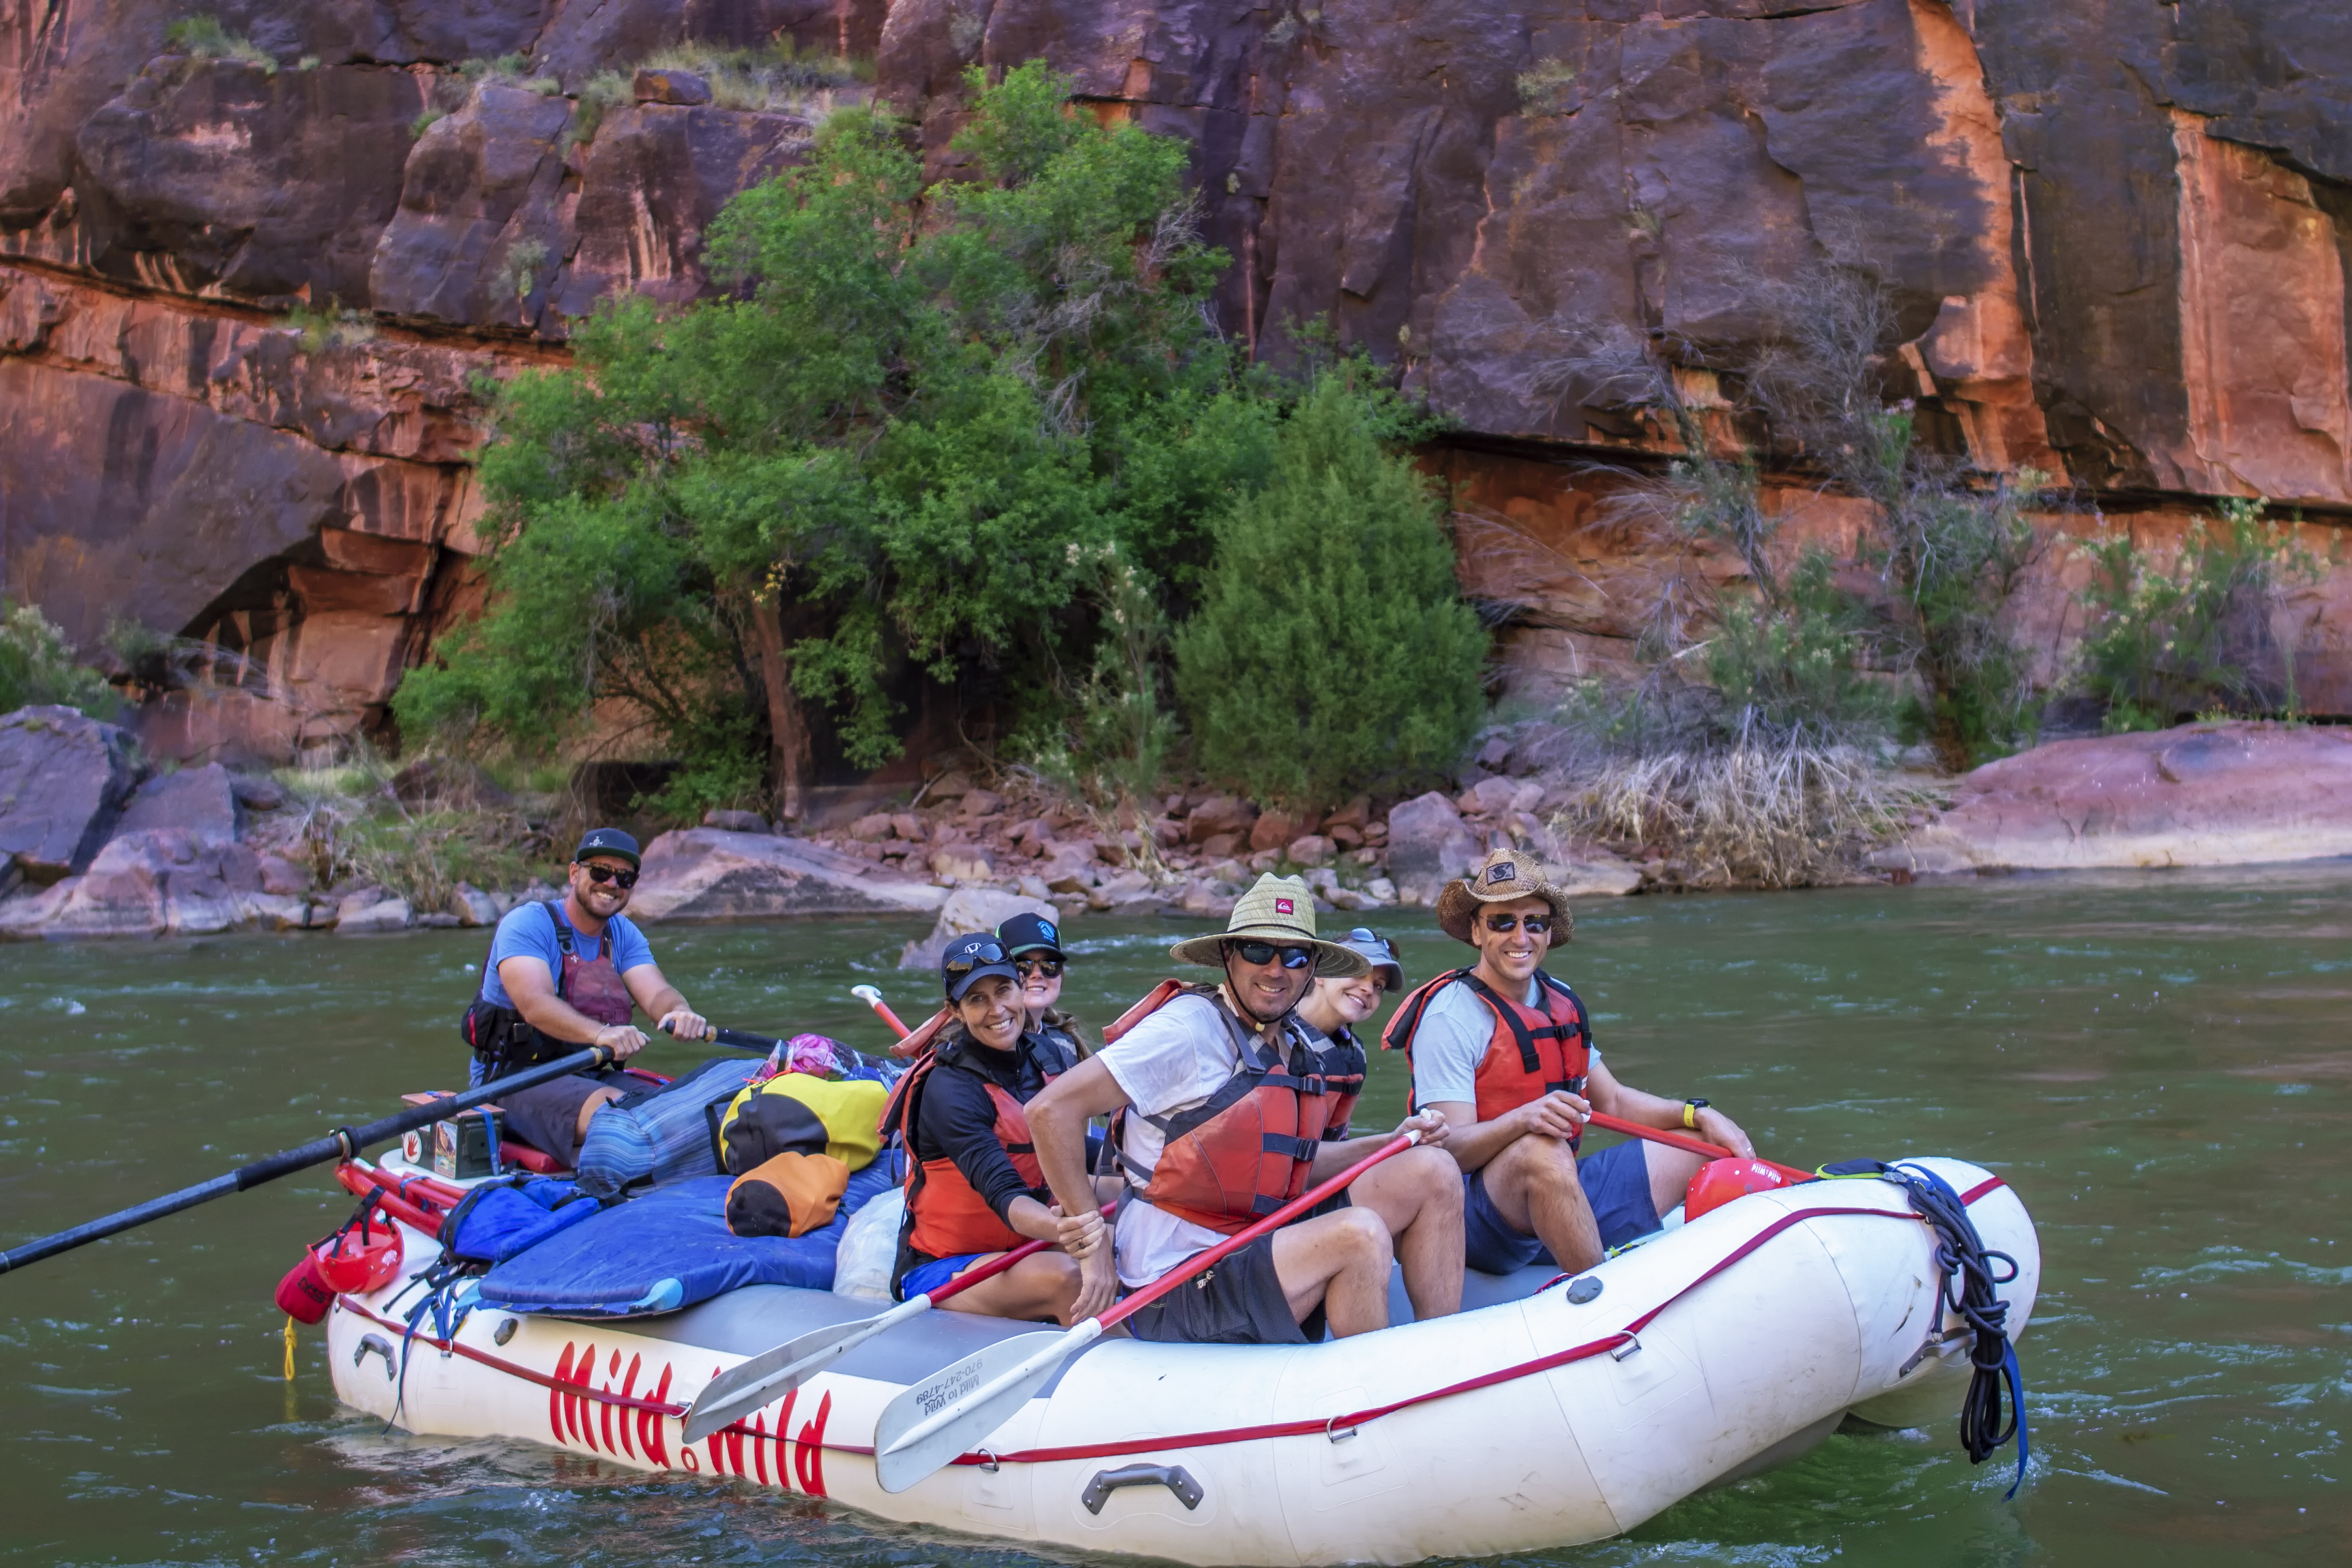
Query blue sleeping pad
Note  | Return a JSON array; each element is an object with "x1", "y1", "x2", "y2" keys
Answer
[{"x1": 478, "y1": 1149, "x2": 902, "y2": 1318}]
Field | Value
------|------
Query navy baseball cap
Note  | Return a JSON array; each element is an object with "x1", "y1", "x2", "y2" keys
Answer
[
  {"x1": 941, "y1": 935, "x2": 1020, "y2": 1002},
  {"x1": 573, "y1": 827, "x2": 642, "y2": 869},
  {"x1": 997, "y1": 912, "x2": 1064, "y2": 959}
]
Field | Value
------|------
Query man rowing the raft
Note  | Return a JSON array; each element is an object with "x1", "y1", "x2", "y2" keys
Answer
[
  {"x1": 1027, "y1": 876, "x2": 1463, "y2": 1343},
  {"x1": 461, "y1": 828, "x2": 708, "y2": 1164},
  {"x1": 883, "y1": 936, "x2": 1105, "y2": 1324},
  {"x1": 1386, "y1": 849, "x2": 1757, "y2": 1275}
]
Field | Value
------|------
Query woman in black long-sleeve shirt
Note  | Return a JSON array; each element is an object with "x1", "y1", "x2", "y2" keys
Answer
[{"x1": 889, "y1": 935, "x2": 1105, "y2": 1323}]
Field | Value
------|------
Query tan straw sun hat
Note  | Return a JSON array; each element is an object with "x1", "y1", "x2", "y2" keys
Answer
[
  {"x1": 1168, "y1": 873, "x2": 1372, "y2": 979},
  {"x1": 1434, "y1": 848, "x2": 1575, "y2": 946}
]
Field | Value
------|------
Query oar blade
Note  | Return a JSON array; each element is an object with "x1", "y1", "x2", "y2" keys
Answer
[
  {"x1": 682, "y1": 1311, "x2": 894, "y2": 1445},
  {"x1": 873, "y1": 1330, "x2": 1070, "y2": 1493}
]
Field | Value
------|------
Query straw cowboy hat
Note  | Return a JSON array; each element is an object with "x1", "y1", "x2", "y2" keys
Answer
[
  {"x1": 1168, "y1": 873, "x2": 1372, "y2": 979},
  {"x1": 1435, "y1": 848, "x2": 1575, "y2": 945}
]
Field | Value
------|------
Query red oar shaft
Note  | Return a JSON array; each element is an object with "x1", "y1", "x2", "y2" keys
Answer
[
  {"x1": 850, "y1": 985, "x2": 914, "y2": 1039},
  {"x1": 1101, "y1": 1132, "x2": 1422, "y2": 1330},
  {"x1": 1586, "y1": 1110, "x2": 1812, "y2": 1184},
  {"x1": 924, "y1": 1203, "x2": 1115, "y2": 1304}
]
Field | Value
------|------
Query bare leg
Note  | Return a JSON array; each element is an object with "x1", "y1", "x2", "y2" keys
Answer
[
  {"x1": 1481, "y1": 1135, "x2": 1602, "y2": 1274},
  {"x1": 573, "y1": 1084, "x2": 625, "y2": 1146},
  {"x1": 937, "y1": 1252, "x2": 1083, "y2": 1325},
  {"x1": 1642, "y1": 1141, "x2": 1706, "y2": 1221},
  {"x1": 1269, "y1": 1209, "x2": 1393, "y2": 1338},
  {"x1": 1345, "y1": 1146, "x2": 1466, "y2": 1319}
]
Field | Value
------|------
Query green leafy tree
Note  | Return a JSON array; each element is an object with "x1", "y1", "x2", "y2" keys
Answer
[
  {"x1": 2074, "y1": 499, "x2": 2322, "y2": 730},
  {"x1": 398, "y1": 64, "x2": 1273, "y2": 820},
  {"x1": 1173, "y1": 371, "x2": 1486, "y2": 808},
  {"x1": 0, "y1": 601, "x2": 118, "y2": 719}
]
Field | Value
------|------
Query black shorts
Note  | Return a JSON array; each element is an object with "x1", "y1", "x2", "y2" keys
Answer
[
  {"x1": 493, "y1": 1068, "x2": 624, "y2": 1165},
  {"x1": 1123, "y1": 1232, "x2": 1324, "y2": 1345}
]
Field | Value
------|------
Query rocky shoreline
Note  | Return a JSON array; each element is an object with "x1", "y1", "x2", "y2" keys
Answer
[{"x1": 5, "y1": 703, "x2": 2348, "y2": 943}]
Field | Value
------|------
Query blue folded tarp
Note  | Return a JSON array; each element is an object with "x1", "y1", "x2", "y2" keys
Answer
[{"x1": 478, "y1": 1150, "x2": 902, "y2": 1318}]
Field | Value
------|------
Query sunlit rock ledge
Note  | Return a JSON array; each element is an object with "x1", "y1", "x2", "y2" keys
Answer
[{"x1": 1872, "y1": 722, "x2": 2352, "y2": 876}]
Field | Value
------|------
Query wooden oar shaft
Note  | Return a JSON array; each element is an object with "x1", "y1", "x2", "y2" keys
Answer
[{"x1": 1585, "y1": 1110, "x2": 1811, "y2": 1184}]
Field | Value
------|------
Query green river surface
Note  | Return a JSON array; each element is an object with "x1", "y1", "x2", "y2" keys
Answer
[{"x1": 2, "y1": 866, "x2": 2347, "y2": 1566}]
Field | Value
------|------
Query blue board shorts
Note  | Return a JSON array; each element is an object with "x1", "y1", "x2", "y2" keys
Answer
[
  {"x1": 1462, "y1": 1140, "x2": 1660, "y2": 1274},
  {"x1": 898, "y1": 1250, "x2": 991, "y2": 1300}
]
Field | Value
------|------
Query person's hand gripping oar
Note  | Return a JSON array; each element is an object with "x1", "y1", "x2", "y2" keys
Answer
[
  {"x1": 681, "y1": 1200, "x2": 1116, "y2": 1444},
  {"x1": 1583, "y1": 1110, "x2": 1814, "y2": 1185},
  {"x1": 869, "y1": 1127, "x2": 1428, "y2": 1494},
  {"x1": 0, "y1": 1018, "x2": 774, "y2": 1276}
]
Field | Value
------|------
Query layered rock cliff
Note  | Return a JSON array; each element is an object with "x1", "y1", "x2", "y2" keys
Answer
[{"x1": 4, "y1": 0, "x2": 2349, "y2": 763}]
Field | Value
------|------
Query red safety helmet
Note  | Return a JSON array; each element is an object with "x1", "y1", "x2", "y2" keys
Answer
[
  {"x1": 311, "y1": 1220, "x2": 404, "y2": 1295},
  {"x1": 1684, "y1": 1156, "x2": 1796, "y2": 1221}
]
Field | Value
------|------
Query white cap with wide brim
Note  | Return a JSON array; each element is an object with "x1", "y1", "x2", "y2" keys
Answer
[{"x1": 1167, "y1": 873, "x2": 1371, "y2": 979}]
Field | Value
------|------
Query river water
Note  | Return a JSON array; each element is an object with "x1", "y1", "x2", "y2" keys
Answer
[{"x1": 2, "y1": 867, "x2": 2346, "y2": 1565}]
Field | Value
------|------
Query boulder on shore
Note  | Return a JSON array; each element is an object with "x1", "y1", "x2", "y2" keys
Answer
[
  {"x1": 0, "y1": 705, "x2": 141, "y2": 880},
  {"x1": 899, "y1": 886, "x2": 1063, "y2": 971},
  {"x1": 116, "y1": 763, "x2": 241, "y2": 844},
  {"x1": 1873, "y1": 721, "x2": 2352, "y2": 874},
  {"x1": 1384, "y1": 791, "x2": 1482, "y2": 904},
  {"x1": 629, "y1": 828, "x2": 950, "y2": 922}
]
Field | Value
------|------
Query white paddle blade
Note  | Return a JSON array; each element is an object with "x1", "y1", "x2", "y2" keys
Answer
[
  {"x1": 682, "y1": 1301, "x2": 922, "y2": 1445},
  {"x1": 872, "y1": 1328, "x2": 1084, "y2": 1493}
]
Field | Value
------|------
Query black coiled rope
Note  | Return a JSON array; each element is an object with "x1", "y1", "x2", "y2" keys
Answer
[{"x1": 1822, "y1": 1159, "x2": 2029, "y2": 1496}]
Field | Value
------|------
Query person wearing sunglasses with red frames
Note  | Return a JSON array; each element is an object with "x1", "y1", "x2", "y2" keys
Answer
[
  {"x1": 1025, "y1": 876, "x2": 1461, "y2": 1345},
  {"x1": 461, "y1": 827, "x2": 708, "y2": 1163},
  {"x1": 1385, "y1": 849, "x2": 1754, "y2": 1277}
]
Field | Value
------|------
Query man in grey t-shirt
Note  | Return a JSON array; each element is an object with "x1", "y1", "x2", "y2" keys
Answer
[{"x1": 1389, "y1": 850, "x2": 1754, "y2": 1275}]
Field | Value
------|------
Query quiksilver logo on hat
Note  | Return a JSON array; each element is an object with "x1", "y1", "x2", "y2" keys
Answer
[
  {"x1": 1487, "y1": 863, "x2": 1517, "y2": 884},
  {"x1": 1040, "y1": 922, "x2": 1056, "y2": 942},
  {"x1": 1275, "y1": 898, "x2": 1295, "y2": 914}
]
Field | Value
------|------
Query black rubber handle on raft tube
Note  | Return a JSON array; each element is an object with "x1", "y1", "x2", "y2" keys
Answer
[{"x1": 1082, "y1": 1464, "x2": 1205, "y2": 1514}]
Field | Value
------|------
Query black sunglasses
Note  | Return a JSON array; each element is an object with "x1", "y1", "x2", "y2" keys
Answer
[
  {"x1": 1014, "y1": 955, "x2": 1064, "y2": 978},
  {"x1": 944, "y1": 939, "x2": 1008, "y2": 976},
  {"x1": 581, "y1": 863, "x2": 638, "y2": 889},
  {"x1": 1229, "y1": 940, "x2": 1315, "y2": 971},
  {"x1": 1482, "y1": 913, "x2": 1550, "y2": 935}
]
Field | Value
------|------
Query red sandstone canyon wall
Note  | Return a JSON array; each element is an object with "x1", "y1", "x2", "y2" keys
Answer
[{"x1": 3, "y1": 0, "x2": 2349, "y2": 761}]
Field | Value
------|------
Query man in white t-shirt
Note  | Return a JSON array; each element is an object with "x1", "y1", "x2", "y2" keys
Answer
[
  {"x1": 1028, "y1": 877, "x2": 1461, "y2": 1343},
  {"x1": 1387, "y1": 849, "x2": 1755, "y2": 1275}
]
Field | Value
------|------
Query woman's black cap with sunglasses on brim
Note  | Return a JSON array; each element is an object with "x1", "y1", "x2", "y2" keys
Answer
[
  {"x1": 941, "y1": 934, "x2": 1021, "y2": 1002},
  {"x1": 573, "y1": 827, "x2": 642, "y2": 870},
  {"x1": 996, "y1": 911, "x2": 1064, "y2": 960}
]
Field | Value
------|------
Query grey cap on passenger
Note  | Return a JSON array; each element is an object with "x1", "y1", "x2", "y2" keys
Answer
[{"x1": 1336, "y1": 928, "x2": 1404, "y2": 991}]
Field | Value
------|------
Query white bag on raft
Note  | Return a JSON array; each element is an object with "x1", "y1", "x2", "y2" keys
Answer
[{"x1": 831, "y1": 1184, "x2": 904, "y2": 1301}]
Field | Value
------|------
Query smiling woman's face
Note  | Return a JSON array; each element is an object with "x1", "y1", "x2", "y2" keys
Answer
[
  {"x1": 955, "y1": 974, "x2": 1024, "y2": 1051},
  {"x1": 1014, "y1": 951, "x2": 1063, "y2": 1018}
]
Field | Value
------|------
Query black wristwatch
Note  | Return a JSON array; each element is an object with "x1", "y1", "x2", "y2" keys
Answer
[{"x1": 1683, "y1": 1097, "x2": 1710, "y2": 1131}]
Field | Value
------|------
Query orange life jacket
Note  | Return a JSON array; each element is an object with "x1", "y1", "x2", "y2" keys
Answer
[
  {"x1": 1382, "y1": 967, "x2": 1591, "y2": 1134},
  {"x1": 1108, "y1": 983, "x2": 1366, "y2": 1235},
  {"x1": 883, "y1": 1031, "x2": 1075, "y2": 1261}
]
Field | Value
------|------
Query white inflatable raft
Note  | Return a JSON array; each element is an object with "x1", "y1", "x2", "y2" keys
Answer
[{"x1": 326, "y1": 1155, "x2": 2036, "y2": 1565}]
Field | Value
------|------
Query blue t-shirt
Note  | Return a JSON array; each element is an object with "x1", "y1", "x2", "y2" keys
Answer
[{"x1": 477, "y1": 901, "x2": 656, "y2": 1009}]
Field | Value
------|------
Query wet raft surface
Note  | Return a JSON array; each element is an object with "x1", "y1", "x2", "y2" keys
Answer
[{"x1": 3, "y1": 871, "x2": 2349, "y2": 1565}]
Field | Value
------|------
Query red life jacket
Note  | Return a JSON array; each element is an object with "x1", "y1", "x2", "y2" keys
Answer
[
  {"x1": 1108, "y1": 983, "x2": 1366, "y2": 1235},
  {"x1": 883, "y1": 1032, "x2": 1075, "y2": 1263},
  {"x1": 1382, "y1": 967, "x2": 1591, "y2": 1133}
]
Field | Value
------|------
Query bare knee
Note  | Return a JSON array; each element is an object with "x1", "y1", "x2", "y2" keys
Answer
[
  {"x1": 1335, "y1": 1207, "x2": 1390, "y2": 1265},
  {"x1": 1492, "y1": 1133, "x2": 1578, "y2": 1195}
]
